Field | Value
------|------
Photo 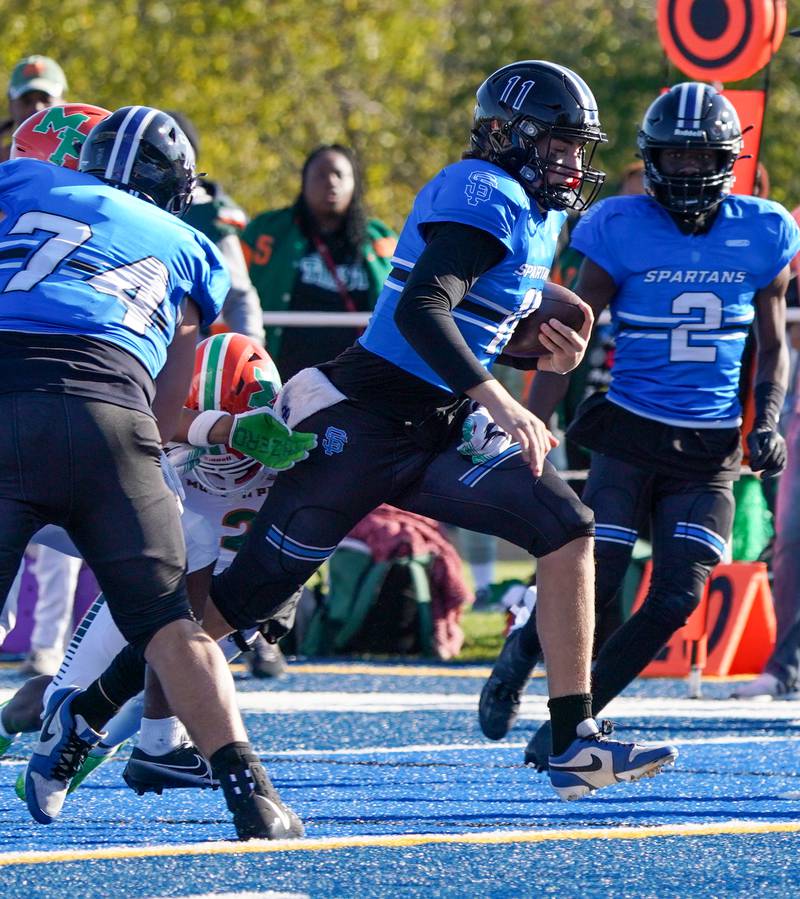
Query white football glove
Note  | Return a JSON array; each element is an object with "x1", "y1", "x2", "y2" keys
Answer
[{"x1": 457, "y1": 403, "x2": 516, "y2": 464}]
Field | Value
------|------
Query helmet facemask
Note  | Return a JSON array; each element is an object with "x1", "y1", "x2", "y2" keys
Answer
[
  {"x1": 637, "y1": 83, "x2": 744, "y2": 226},
  {"x1": 500, "y1": 117, "x2": 606, "y2": 212},
  {"x1": 640, "y1": 142, "x2": 740, "y2": 221}
]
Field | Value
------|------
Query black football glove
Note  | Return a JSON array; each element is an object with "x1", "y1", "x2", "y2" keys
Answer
[{"x1": 746, "y1": 428, "x2": 787, "y2": 479}]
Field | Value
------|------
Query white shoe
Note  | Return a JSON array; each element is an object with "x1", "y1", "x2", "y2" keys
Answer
[
  {"x1": 548, "y1": 719, "x2": 678, "y2": 802},
  {"x1": 730, "y1": 672, "x2": 785, "y2": 700}
]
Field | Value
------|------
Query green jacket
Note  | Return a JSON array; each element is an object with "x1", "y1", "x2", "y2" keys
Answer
[{"x1": 241, "y1": 205, "x2": 397, "y2": 358}]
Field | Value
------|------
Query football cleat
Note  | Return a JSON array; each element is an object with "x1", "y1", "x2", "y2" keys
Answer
[
  {"x1": 730, "y1": 672, "x2": 791, "y2": 700},
  {"x1": 24, "y1": 686, "x2": 106, "y2": 824},
  {"x1": 223, "y1": 762, "x2": 304, "y2": 841},
  {"x1": 69, "y1": 740, "x2": 126, "y2": 793},
  {"x1": 248, "y1": 635, "x2": 287, "y2": 679},
  {"x1": 14, "y1": 740, "x2": 126, "y2": 802},
  {"x1": 478, "y1": 627, "x2": 538, "y2": 740},
  {"x1": 122, "y1": 743, "x2": 219, "y2": 795},
  {"x1": 524, "y1": 719, "x2": 552, "y2": 771},
  {"x1": 0, "y1": 701, "x2": 19, "y2": 758},
  {"x1": 548, "y1": 719, "x2": 678, "y2": 802}
]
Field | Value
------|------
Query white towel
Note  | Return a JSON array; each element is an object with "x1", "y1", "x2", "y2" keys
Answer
[{"x1": 275, "y1": 366, "x2": 347, "y2": 430}]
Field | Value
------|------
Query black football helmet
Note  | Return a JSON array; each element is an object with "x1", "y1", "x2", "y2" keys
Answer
[
  {"x1": 637, "y1": 83, "x2": 743, "y2": 220},
  {"x1": 78, "y1": 106, "x2": 196, "y2": 216},
  {"x1": 471, "y1": 60, "x2": 606, "y2": 211}
]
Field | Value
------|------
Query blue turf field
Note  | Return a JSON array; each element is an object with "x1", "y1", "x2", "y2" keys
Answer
[{"x1": 1, "y1": 661, "x2": 799, "y2": 897}]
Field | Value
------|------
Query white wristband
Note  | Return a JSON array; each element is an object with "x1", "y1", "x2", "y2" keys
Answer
[{"x1": 187, "y1": 409, "x2": 229, "y2": 447}]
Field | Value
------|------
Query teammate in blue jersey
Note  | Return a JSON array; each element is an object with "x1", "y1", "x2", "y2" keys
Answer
[
  {"x1": 0, "y1": 106, "x2": 303, "y2": 841},
  {"x1": 142, "y1": 60, "x2": 679, "y2": 803},
  {"x1": 479, "y1": 83, "x2": 800, "y2": 767}
]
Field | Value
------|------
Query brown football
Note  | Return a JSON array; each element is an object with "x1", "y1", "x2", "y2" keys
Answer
[{"x1": 503, "y1": 281, "x2": 586, "y2": 358}]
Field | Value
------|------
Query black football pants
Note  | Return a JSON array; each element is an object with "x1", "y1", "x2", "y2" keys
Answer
[
  {"x1": 0, "y1": 392, "x2": 191, "y2": 649},
  {"x1": 211, "y1": 399, "x2": 595, "y2": 630},
  {"x1": 517, "y1": 450, "x2": 734, "y2": 713}
]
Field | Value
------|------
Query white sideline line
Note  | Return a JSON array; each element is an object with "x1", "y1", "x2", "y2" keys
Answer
[
  {"x1": 3, "y1": 688, "x2": 800, "y2": 720},
  {"x1": 235, "y1": 691, "x2": 800, "y2": 721},
  {"x1": 0, "y1": 733, "x2": 794, "y2": 769},
  {"x1": 263, "y1": 734, "x2": 800, "y2": 757}
]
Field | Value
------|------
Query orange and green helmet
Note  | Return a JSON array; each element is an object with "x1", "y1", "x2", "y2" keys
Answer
[
  {"x1": 183, "y1": 333, "x2": 282, "y2": 493},
  {"x1": 186, "y1": 332, "x2": 280, "y2": 416},
  {"x1": 10, "y1": 103, "x2": 111, "y2": 170}
]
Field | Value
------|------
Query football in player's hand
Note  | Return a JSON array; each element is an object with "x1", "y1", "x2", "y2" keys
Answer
[{"x1": 503, "y1": 282, "x2": 586, "y2": 358}]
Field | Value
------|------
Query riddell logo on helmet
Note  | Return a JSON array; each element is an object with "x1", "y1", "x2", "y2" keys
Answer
[{"x1": 674, "y1": 128, "x2": 705, "y2": 137}]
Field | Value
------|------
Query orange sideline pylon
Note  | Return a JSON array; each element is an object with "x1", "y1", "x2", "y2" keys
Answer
[{"x1": 630, "y1": 561, "x2": 776, "y2": 677}]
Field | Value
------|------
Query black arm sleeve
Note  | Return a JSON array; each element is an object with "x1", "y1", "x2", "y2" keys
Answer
[
  {"x1": 393, "y1": 221, "x2": 506, "y2": 395},
  {"x1": 753, "y1": 380, "x2": 785, "y2": 430}
]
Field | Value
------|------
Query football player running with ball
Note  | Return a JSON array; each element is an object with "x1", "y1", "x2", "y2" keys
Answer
[
  {"x1": 184, "y1": 60, "x2": 677, "y2": 802},
  {"x1": 479, "y1": 83, "x2": 800, "y2": 769}
]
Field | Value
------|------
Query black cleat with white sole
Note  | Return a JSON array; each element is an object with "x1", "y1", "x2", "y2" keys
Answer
[
  {"x1": 220, "y1": 754, "x2": 304, "y2": 841},
  {"x1": 123, "y1": 743, "x2": 219, "y2": 795}
]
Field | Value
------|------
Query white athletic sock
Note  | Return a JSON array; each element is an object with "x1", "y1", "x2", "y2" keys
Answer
[
  {"x1": 137, "y1": 716, "x2": 189, "y2": 755},
  {"x1": 576, "y1": 717, "x2": 600, "y2": 738}
]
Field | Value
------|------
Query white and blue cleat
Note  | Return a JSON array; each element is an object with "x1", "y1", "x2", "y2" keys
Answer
[
  {"x1": 24, "y1": 686, "x2": 106, "y2": 824},
  {"x1": 548, "y1": 719, "x2": 678, "y2": 802}
]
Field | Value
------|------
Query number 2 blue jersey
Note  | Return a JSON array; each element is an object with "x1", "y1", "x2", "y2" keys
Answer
[
  {"x1": 360, "y1": 159, "x2": 566, "y2": 392},
  {"x1": 0, "y1": 159, "x2": 228, "y2": 379},
  {"x1": 572, "y1": 194, "x2": 800, "y2": 426}
]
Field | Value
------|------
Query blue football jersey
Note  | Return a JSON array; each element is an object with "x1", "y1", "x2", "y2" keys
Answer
[
  {"x1": 0, "y1": 158, "x2": 229, "y2": 379},
  {"x1": 360, "y1": 159, "x2": 566, "y2": 391},
  {"x1": 572, "y1": 194, "x2": 800, "y2": 426}
]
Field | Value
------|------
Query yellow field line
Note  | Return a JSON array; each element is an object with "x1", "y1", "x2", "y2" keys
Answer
[{"x1": 2, "y1": 821, "x2": 799, "y2": 867}]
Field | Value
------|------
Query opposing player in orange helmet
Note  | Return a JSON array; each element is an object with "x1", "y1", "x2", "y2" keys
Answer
[
  {"x1": 10, "y1": 103, "x2": 109, "y2": 170},
  {"x1": 182, "y1": 332, "x2": 284, "y2": 495}
]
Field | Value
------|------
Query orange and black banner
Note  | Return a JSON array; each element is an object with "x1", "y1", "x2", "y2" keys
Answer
[
  {"x1": 657, "y1": 0, "x2": 786, "y2": 83},
  {"x1": 723, "y1": 89, "x2": 765, "y2": 195}
]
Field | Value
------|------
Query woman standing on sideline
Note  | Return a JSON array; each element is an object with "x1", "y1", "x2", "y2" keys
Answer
[{"x1": 242, "y1": 145, "x2": 396, "y2": 381}]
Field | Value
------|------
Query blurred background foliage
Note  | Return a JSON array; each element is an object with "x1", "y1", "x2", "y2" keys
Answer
[{"x1": 3, "y1": 0, "x2": 799, "y2": 226}]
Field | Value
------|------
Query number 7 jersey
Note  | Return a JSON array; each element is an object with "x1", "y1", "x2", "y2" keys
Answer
[
  {"x1": 572, "y1": 194, "x2": 800, "y2": 427},
  {"x1": 0, "y1": 158, "x2": 228, "y2": 379}
]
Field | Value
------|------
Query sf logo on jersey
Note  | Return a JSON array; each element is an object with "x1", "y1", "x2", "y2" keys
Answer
[{"x1": 465, "y1": 171, "x2": 498, "y2": 207}]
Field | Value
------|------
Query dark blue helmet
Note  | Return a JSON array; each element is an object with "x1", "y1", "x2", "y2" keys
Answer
[
  {"x1": 637, "y1": 83, "x2": 743, "y2": 220},
  {"x1": 471, "y1": 60, "x2": 606, "y2": 211},
  {"x1": 78, "y1": 106, "x2": 196, "y2": 216}
]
